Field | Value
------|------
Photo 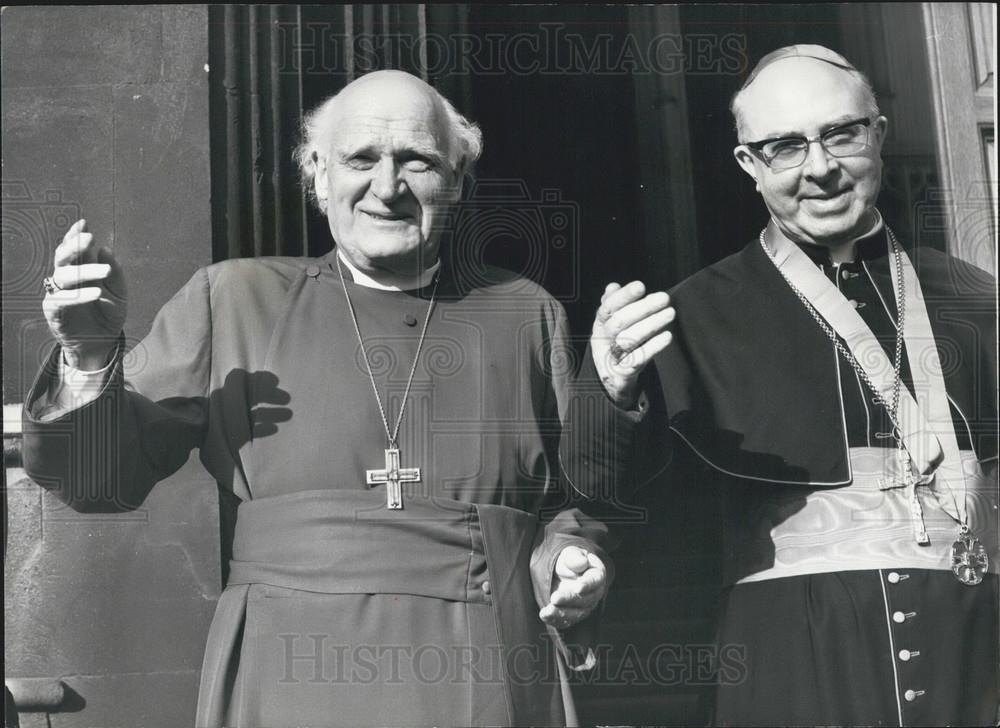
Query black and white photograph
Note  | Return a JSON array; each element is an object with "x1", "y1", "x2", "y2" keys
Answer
[{"x1": 3, "y1": 4, "x2": 997, "y2": 726}]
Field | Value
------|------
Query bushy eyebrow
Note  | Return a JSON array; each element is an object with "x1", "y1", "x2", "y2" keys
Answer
[{"x1": 335, "y1": 141, "x2": 448, "y2": 166}]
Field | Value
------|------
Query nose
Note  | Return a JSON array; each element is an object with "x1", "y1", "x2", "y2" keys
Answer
[
  {"x1": 369, "y1": 158, "x2": 404, "y2": 201},
  {"x1": 801, "y1": 139, "x2": 837, "y2": 178}
]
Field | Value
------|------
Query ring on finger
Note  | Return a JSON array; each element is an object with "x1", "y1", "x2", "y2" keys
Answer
[{"x1": 43, "y1": 276, "x2": 62, "y2": 294}]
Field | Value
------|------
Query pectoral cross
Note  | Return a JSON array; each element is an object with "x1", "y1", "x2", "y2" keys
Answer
[
  {"x1": 879, "y1": 447, "x2": 931, "y2": 544},
  {"x1": 366, "y1": 448, "x2": 421, "y2": 510}
]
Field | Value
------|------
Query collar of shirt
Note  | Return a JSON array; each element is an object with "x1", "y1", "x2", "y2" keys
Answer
[
  {"x1": 796, "y1": 209, "x2": 886, "y2": 267},
  {"x1": 336, "y1": 251, "x2": 441, "y2": 291}
]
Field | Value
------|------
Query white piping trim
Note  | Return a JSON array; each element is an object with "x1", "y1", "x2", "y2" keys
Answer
[
  {"x1": 946, "y1": 393, "x2": 977, "y2": 453},
  {"x1": 669, "y1": 426, "x2": 853, "y2": 487},
  {"x1": 557, "y1": 450, "x2": 591, "y2": 498},
  {"x1": 878, "y1": 569, "x2": 905, "y2": 727}
]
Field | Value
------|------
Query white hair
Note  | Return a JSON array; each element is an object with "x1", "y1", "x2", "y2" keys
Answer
[
  {"x1": 730, "y1": 47, "x2": 881, "y2": 143},
  {"x1": 294, "y1": 82, "x2": 483, "y2": 213}
]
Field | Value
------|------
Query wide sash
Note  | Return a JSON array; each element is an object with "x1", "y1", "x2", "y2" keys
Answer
[
  {"x1": 765, "y1": 223, "x2": 966, "y2": 522},
  {"x1": 730, "y1": 447, "x2": 998, "y2": 584},
  {"x1": 198, "y1": 490, "x2": 565, "y2": 726},
  {"x1": 228, "y1": 489, "x2": 495, "y2": 601}
]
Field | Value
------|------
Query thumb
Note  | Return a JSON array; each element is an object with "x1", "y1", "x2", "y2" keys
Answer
[{"x1": 556, "y1": 547, "x2": 591, "y2": 579}]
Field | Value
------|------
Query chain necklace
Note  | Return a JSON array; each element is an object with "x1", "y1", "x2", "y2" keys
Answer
[
  {"x1": 760, "y1": 227, "x2": 930, "y2": 537},
  {"x1": 336, "y1": 254, "x2": 440, "y2": 509},
  {"x1": 760, "y1": 226, "x2": 987, "y2": 584},
  {"x1": 759, "y1": 226, "x2": 907, "y2": 425}
]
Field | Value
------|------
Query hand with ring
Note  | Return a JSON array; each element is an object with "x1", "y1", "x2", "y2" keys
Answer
[
  {"x1": 42, "y1": 219, "x2": 128, "y2": 370},
  {"x1": 590, "y1": 281, "x2": 675, "y2": 408}
]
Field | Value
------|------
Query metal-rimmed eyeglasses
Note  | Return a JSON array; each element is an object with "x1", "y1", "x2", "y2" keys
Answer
[{"x1": 744, "y1": 117, "x2": 874, "y2": 170}]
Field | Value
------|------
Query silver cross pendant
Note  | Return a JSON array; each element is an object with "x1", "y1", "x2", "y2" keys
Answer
[{"x1": 366, "y1": 447, "x2": 421, "y2": 510}]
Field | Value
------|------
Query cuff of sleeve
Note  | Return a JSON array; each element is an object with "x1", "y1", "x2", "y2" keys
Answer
[{"x1": 26, "y1": 338, "x2": 122, "y2": 423}]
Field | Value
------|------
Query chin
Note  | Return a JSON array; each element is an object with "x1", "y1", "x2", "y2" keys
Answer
[
  {"x1": 363, "y1": 235, "x2": 421, "y2": 258},
  {"x1": 800, "y1": 211, "x2": 866, "y2": 242}
]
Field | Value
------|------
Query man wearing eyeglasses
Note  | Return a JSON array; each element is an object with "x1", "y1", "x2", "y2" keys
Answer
[{"x1": 566, "y1": 45, "x2": 998, "y2": 725}]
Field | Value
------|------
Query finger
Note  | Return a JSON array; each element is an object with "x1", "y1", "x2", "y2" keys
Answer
[
  {"x1": 604, "y1": 292, "x2": 671, "y2": 338},
  {"x1": 550, "y1": 583, "x2": 603, "y2": 608},
  {"x1": 250, "y1": 407, "x2": 293, "y2": 425},
  {"x1": 42, "y1": 287, "x2": 104, "y2": 311},
  {"x1": 51, "y1": 263, "x2": 112, "y2": 290},
  {"x1": 54, "y1": 230, "x2": 97, "y2": 267},
  {"x1": 555, "y1": 546, "x2": 591, "y2": 578},
  {"x1": 550, "y1": 576, "x2": 608, "y2": 612},
  {"x1": 539, "y1": 604, "x2": 590, "y2": 627},
  {"x1": 613, "y1": 306, "x2": 676, "y2": 353},
  {"x1": 96, "y1": 247, "x2": 127, "y2": 298},
  {"x1": 614, "y1": 331, "x2": 673, "y2": 371},
  {"x1": 554, "y1": 565, "x2": 607, "y2": 599},
  {"x1": 599, "y1": 282, "x2": 622, "y2": 306},
  {"x1": 596, "y1": 281, "x2": 646, "y2": 324},
  {"x1": 596, "y1": 283, "x2": 623, "y2": 322},
  {"x1": 62, "y1": 218, "x2": 87, "y2": 240}
]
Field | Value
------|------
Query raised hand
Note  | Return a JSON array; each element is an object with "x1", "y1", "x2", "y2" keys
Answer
[
  {"x1": 42, "y1": 219, "x2": 127, "y2": 370},
  {"x1": 539, "y1": 546, "x2": 608, "y2": 629},
  {"x1": 590, "y1": 281, "x2": 674, "y2": 408}
]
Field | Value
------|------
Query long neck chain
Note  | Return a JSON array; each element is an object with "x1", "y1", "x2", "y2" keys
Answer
[
  {"x1": 336, "y1": 255, "x2": 440, "y2": 449},
  {"x1": 759, "y1": 226, "x2": 907, "y2": 433}
]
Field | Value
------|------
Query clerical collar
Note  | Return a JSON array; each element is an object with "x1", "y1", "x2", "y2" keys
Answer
[
  {"x1": 336, "y1": 251, "x2": 440, "y2": 291},
  {"x1": 792, "y1": 210, "x2": 886, "y2": 267}
]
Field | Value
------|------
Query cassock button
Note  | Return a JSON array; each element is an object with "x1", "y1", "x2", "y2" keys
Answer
[
  {"x1": 481, "y1": 580, "x2": 491, "y2": 595},
  {"x1": 898, "y1": 649, "x2": 911, "y2": 661},
  {"x1": 892, "y1": 611, "x2": 905, "y2": 623},
  {"x1": 306, "y1": 264, "x2": 320, "y2": 278},
  {"x1": 403, "y1": 313, "x2": 418, "y2": 327},
  {"x1": 903, "y1": 689, "x2": 924, "y2": 702},
  {"x1": 887, "y1": 571, "x2": 900, "y2": 584}
]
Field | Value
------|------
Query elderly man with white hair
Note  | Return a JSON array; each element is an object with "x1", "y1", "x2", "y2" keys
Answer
[
  {"x1": 563, "y1": 45, "x2": 998, "y2": 725},
  {"x1": 22, "y1": 70, "x2": 673, "y2": 726}
]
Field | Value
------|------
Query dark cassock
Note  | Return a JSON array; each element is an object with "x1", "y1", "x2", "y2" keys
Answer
[
  {"x1": 563, "y1": 218, "x2": 999, "y2": 726},
  {"x1": 22, "y1": 251, "x2": 626, "y2": 727}
]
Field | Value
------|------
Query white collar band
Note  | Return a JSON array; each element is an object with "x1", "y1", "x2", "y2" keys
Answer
[{"x1": 336, "y1": 251, "x2": 441, "y2": 291}]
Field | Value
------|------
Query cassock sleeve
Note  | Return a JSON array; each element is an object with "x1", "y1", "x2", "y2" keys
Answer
[
  {"x1": 21, "y1": 267, "x2": 213, "y2": 512},
  {"x1": 559, "y1": 340, "x2": 672, "y2": 503},
  {"x1": 529, "y1": 300, "x2": 646, "y2": 670}
]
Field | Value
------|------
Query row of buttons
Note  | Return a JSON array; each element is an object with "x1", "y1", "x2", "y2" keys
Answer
[{"x1": 885, "y1": 570, "x2": 925, "y2": 708}]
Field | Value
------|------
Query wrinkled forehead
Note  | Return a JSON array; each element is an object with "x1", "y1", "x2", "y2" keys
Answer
[
  {"x1": 335, "y1": 116, "x2": 449, "y2": 154},
  {"x1": 330, "y1": 83, "x2": 452, "y2": 157},
  {"x1": 740, "y1": 58, "x2": 870, "y2": 136}
]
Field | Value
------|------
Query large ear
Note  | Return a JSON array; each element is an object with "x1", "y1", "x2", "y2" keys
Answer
[
  {"x1": 733, "y1": 145, "x2": 761, "y2": 188},
  {"x1": 313, "y1": 151, "x2": 329, "y2": 204},
  {"x1": 871, "y1": 115, "x2": 889, "y2": 152},
  {"x1": 444, "y1": 157, "x2": 466, "y2": 202}
]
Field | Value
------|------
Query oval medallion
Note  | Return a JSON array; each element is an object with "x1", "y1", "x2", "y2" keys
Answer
[{"x1": 951, "y1": 533, "x2": 988, "y2": 586}]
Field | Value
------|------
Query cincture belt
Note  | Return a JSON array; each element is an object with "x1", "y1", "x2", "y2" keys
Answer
[
  {"x1": 228, "y1": 489, "x2": 537, "y2": 603},
  {"x1": 731, "y1": 447, "x2": 999, "y2": 585}
]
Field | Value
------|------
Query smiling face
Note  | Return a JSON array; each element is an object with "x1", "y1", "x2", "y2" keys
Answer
[
  {"x1": 733, "y1": 58, "x2": 887, "y2": 249},
  {"x1": 314, "y1": 72, "x2": 463, "y2": 277}
]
